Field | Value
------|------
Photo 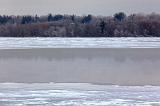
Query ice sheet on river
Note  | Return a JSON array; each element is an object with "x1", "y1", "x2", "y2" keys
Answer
[
  {"x1": 0, "y1": 83, "x2": 160, "y2": 106},
  {"x1": 1, "y1": 37, "x2": 160, "y2": 48}
]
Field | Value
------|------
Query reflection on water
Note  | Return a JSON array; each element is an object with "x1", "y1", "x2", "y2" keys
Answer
[{"x1": 0, "y1": 37, "x2": 160, "y2": 48}]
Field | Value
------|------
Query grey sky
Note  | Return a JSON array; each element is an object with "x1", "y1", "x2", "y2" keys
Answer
[{"x1": 0, "y1": 0, "x2": 160, "y2": 16}]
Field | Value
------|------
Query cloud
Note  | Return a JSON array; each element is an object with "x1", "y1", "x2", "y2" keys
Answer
[{"x1": 0, "y1": 0, "x2": 160, "y2": 15}]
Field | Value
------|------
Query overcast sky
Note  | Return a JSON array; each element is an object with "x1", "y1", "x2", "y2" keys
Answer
[{"x1": 0, "y1": 0, "x2": 160, "y2": 16}]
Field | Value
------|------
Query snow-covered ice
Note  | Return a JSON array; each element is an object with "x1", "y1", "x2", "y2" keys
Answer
[
  {"x1": 0, "y1": 83, "x2": 160, "y2": 106},
  {"x1": 0, "y1": 37, "x2": 160, "y2": 48}
]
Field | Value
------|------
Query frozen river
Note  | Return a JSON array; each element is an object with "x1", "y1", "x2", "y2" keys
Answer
[
  {"x1": 0, "y1": 37, "x2": 160, "y2": 48},
  {"x1": 0, "y1": 37, "x2": 160, "y2": 106},
  {"x1": 0, "y1": 83, "x2": 160, "y2": 106}
]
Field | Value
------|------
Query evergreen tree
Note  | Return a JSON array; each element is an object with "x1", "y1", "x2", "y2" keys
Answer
[
  {"x1": 71, "y1": 15, "x2": 75, "y2": 22},
  {"x1": 82, "y1": 15, "x2": 92, "y2": 24},
  {"x1": 21, "y1": 16, "x2": 33, "y2": 24},
  {"x1": 114, "y1": 12, "x2": 126, "y2": 22},
  {"x1": 100, "y1": 21, "x2": 106, "y2": 34},
  {"x1": 53, "y1": 15, "x2": 63, "y2": 21},
  {"x1": 48, "y1": 14, "x2": 53, "y2": 22}
]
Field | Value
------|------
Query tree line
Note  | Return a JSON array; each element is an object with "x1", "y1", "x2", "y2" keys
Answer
[{"x1": 0, "y1": 12, "x2": 160, "y2": 37}]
